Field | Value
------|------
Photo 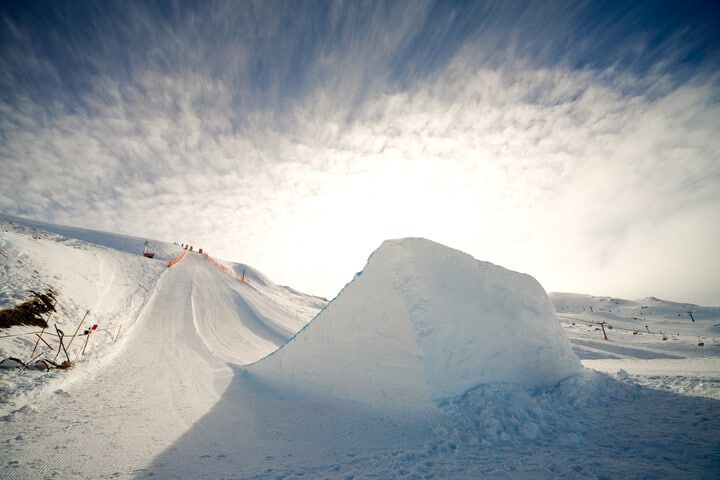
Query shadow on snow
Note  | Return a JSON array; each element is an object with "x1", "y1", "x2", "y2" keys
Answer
[{"x1": 137, "y1": 367, "x2": 720, "y2": 480}]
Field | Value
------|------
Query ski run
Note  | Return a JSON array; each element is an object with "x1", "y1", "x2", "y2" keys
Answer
[{"x1": 1, "y1": 214, "x2": 718, "y2": 479}]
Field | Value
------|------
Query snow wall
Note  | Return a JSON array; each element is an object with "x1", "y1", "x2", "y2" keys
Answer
[{"x1": 246, "y1": 238, "x2": 582, "y2": 413}]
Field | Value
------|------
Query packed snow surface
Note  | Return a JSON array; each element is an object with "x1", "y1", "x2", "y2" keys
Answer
[
  {"x1": 248, "y1": 238, "x2": 582, "y2": 411},
  {"x1": 1, "y1": 215, "x2": 719, "y2": 479}
]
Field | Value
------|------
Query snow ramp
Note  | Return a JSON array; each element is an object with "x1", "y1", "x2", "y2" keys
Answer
[{"x1": 246, "y1": 238, "x2": 582, "y2": 413}]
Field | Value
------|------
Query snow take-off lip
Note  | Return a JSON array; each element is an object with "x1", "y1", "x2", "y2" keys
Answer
[{"x1": 246, "y1": 238, "x2": 582, "y2": 413}]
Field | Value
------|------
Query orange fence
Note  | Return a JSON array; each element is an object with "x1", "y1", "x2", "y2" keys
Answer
[
  {"x1": 203, "y1": 253, "x2": 250, "y2": 285},
  {"x1": 167, "y1": 249, "x2": 188, "y2": 268}
]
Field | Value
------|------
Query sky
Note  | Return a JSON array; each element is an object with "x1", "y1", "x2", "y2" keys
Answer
[{"x1": 1, "y1": 0, "x2": 719, "y2": 305}]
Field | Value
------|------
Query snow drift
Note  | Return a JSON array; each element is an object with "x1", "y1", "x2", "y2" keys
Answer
[{"x1": 247, "y1": 238, "x2": 582, "y2": 412}]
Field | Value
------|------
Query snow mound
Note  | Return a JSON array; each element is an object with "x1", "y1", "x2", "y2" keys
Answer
[{"x1": 247, "y1": 238, "x2": 582, "y2": 412}]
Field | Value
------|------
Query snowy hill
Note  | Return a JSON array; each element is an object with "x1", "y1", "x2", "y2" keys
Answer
[
  {"x1": 0, "y1": 214, "x2": 182, "y2": 261},
  {"x1": 1, "y1": 216, "x2": 719, "y2": 479},
  {"x1": 0, "y1": 214, "x2": 325, "y2": 409},
  {"x1": 248, "y1": 238, "x2": 581, "y2": 413},
  {"x1": 550, "y1": 291, "x2": 720, "y2": 399}
]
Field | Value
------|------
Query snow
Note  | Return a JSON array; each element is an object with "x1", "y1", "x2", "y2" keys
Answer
[
  {"x1": 247, "y1": 238, "x2": 582, "y2": 412},
  {"x1": 1, "y1": 215, "x2": 719, "y2": 479},
  {"x1": 552, "y1": 291, "x2": 720, "y2": 401},
  {"x1": 0, "y1": 218, "x2": 171, "y2": 408}
]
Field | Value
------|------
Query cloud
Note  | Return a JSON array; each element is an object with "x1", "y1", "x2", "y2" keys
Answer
[{"x1": 1, "y1": 1, "x2": 719, "y2": 303}]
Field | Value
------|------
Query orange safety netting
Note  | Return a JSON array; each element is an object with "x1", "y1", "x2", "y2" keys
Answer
[
  {"x1": 203, "y1": 253, "x2": 250, "y2": 285},
  {"x1": 167, "y1": 249, "x2": 188, "y2": 268}
]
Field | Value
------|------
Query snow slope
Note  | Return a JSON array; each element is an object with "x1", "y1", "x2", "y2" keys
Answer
[
  {"x1": 0, "y1": 216, "x2": 173, "y2": 409},
  {"x1": 0, "y1": 215, "x2": 324, "y2": 414},
  {"x1": 248, "y1": 238, "x2": 581, "y2": 413},
  {"x1": 0, "y1": 214, "x2": 181, "y2": 262},
  {"x1": 552, "y1": 292, "x2": 720, "y2": 400},
  {"x1": 1, "y1": 218, "x2": 719, "y2": 479},
  {"x1": 139, "y1": 251, "x2": 720, "y2": 479}
]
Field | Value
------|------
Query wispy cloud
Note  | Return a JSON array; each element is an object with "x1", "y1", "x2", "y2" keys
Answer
[{"x1": 1, "y1": 1, "x2": 718, "y2": 303}]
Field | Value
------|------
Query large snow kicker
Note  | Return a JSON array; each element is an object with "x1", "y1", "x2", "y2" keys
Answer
[{"x1": 246, "y1": 238, "x2": 582, "y2": 412}]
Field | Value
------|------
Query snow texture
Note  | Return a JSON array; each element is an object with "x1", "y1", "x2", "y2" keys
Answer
[
  {"x1": 1, "y1": 215, "x2": 719, "y2": 479},
  {"x1": 248, "y1": 238, "x2": 582, "y2": 412}
]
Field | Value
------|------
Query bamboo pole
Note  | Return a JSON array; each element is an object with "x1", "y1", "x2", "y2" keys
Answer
[
  {"x1": 32, "y1": 330, "x2": 54, "y2": 353},
  {"x1": 114, "y1": 324, "x2": 123, "y2": 342},
  {"x1": 81, "y1": 325, "x2": 98, "y2": 356},
  {"x1": 30, "y1": 310, "x2": 54, "y2": 357},
  {"x1": 19, "y1": 353, "x2": 43, "y2": 372},
  {"x1": 30, "y1": 327, "x2": 46, "y2": 358},
  {"x1": 66, "y1": 309, "x2": 90, "y2": 351}
]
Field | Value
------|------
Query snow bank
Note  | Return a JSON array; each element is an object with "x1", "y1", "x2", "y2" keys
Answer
[{"x1": 247, "y1": 238, "x2": 582, "y2": 412}]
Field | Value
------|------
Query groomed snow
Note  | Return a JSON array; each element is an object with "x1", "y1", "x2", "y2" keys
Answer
[
  {"x1": 1, "y1": 216, "x2": 719, "y2": 479},
  {"x1": 248, "y1": 238, "x2": 582, "y2": 412}
]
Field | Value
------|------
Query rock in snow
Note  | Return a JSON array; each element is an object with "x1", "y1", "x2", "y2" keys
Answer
[{"x1": 247, "y1": 238, "x2": 582, "y2": 412}]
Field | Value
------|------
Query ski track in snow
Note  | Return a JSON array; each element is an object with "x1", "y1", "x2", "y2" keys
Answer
[
  {"x1": 0, "y1": 218, "x2": 719, "y2": 479},
  {"x1": 1, "y1": 254, "x2": 230, "y2": 478},
  {"x1": 1, "y1": 251, "x2": 319, "y2": 479}
]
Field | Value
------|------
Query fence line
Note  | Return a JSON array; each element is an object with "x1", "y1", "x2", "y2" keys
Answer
[
  {"x1": 0, "y1": 323, "x2": 124, "y2": 340},
  {"x1": 203, "y1": 253, "x2": 250, "y2": 285},
  {"x1": 167, "y1": 248, "x2": 188, "y2": 268}
]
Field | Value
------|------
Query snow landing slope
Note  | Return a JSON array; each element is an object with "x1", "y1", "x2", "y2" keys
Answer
[{"x1": 247, "y1": 238, "x2": 582, "y2": 412}]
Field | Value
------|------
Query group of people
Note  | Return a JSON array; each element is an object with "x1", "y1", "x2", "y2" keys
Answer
[{"x1": 179, "y1": 243, "x2": 202, "y2": 254}]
